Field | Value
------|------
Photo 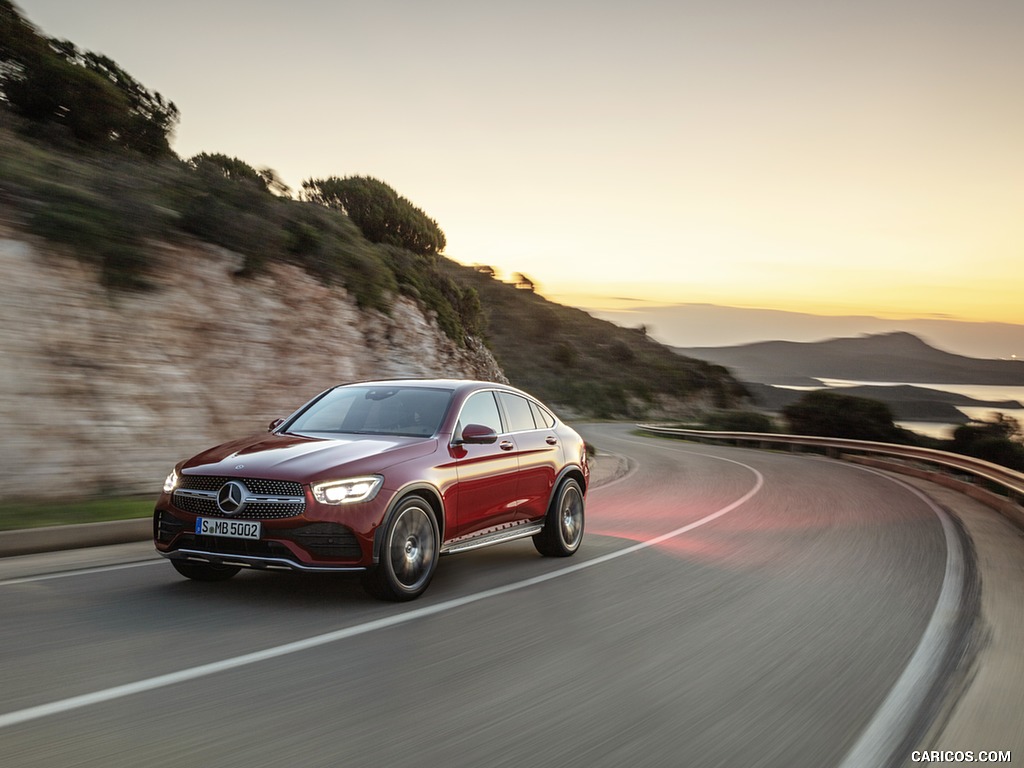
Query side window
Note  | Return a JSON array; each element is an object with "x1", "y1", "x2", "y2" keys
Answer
[
  {"x1": 457, "y1": 391, "x2": 503, "y2": 435},
  {"x1": 499, "y1": 392, "x2": 537, "y2": 433},
  {"x1": 530, "y1": 401, "x2": 556, "y2": 429}
]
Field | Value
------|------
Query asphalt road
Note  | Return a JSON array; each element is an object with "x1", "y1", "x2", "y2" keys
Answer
[{"x1": 0, "y1": 424, "x2": 960, "y2": 768}]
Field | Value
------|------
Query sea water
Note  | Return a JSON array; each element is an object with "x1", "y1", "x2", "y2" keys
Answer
[{"x1": 817, "y1": 379, "x2": 1024, "y2": 439}]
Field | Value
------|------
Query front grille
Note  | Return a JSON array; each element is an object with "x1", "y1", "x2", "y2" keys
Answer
[
  {"x1": 172, "y1": 493, "x2": 304, "y2": 519},
  {"x1": 172, "y1": 475, "x2": 306, "y2": 519},
  {"x1": 179, "y1": 475, "x2": 304, "y2": 496}
]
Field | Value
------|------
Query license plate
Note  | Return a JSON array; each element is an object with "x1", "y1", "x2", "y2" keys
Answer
[{"x1": 195, "y1": 518, "x2": 261, "y2": 540}]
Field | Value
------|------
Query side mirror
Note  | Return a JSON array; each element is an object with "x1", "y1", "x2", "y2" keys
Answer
[
  {"x1": 459, "y1": 423, "x2": 498, "y2": 445},
  {"x1": 268, "y1": 418, "x2": 285, "y2": 433}
]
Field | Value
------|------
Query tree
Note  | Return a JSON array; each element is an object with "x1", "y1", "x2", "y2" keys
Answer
[
  {"x1": 257, "y1": 167, "x2": 292, "y2": 198},
  {"x1": 1, "y1": 0, "x2": 42, "y2": 63},
  {"x1": 302, "y1": 176, "x2": 446, "y2": 256},
  {"x1": 783, "y1": 390, "x2": 905, "y2": 442},
  {"x1": 1, "y1": 3, "x2": 178, "y2": 154},
  {"x1": 4, "y1": 50, "x2": 130, "y2": 143},
  {"x1": 512, "y1": 272, "x2": 536, "y2": 291},
  {"x1": 46, "y1": 40, "x2": 179, "y2": 156},
  {"x1": 949, "y1": 413, "x2": 1024, "y2": 470},
  {"x1": 952, "y1": 412, "x2": 1021, "y2": 448},
  {"x1": 188, "y1": 153, "x2": 268, "y2": 188}
]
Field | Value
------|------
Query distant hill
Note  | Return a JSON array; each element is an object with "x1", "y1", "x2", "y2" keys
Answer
[
  {"x1": 676, "y1": 332, "x2": 1024, "y2": 386},
  {"x1": 583, "y1": 303, "x2": 1024, "y2": 360},
  {"x1": 439, "y1": 262, "x2": 747, "y2": 419}
]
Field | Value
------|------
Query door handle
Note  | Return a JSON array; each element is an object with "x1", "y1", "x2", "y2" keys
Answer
[
  {"x1": 499, "y1": 441, "x2": 515, "y2": 451},
  {"x1": 545, "y1": 436, "x2": 558, "y2": 445}
]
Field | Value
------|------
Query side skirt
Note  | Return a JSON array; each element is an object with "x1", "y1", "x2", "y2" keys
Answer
[{"x1": 441, "y1": 521, "x2": 544, "y2": 555}]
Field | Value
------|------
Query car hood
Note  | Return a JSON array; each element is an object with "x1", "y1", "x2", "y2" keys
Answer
[{"x1": 180, "y1": 432, "x2": 437, "y2": 484}]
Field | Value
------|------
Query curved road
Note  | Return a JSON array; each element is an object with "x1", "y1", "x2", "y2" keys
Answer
[{"x1": 0, "y1": 424, "x2": 959, "y2": 767}]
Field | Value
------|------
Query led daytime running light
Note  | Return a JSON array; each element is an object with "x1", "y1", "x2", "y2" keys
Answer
[
  {"x1": 163, "y1": 469, "x2": 179, "y2": 494},
  {"x1": 312, "y1": 475, "x2": 383, "y2": 505}
]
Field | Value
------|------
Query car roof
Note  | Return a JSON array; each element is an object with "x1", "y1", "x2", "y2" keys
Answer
[{"x1": 339, "y1": 379, "x2": 529, "y2": 397}]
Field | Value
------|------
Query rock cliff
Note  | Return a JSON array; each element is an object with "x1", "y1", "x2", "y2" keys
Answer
[{"x1": 0, "y1": 225, "x2": 505, "y2": 500}]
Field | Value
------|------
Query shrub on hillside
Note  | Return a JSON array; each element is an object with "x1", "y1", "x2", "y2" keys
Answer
[
  {"x1": 303, "y1": 176, "x2": 446, "y2": 256},
  {"x1": 27, "y1": 181, "x2": 163, "y2": 290},
  {"x1": 383, "y1": 245, "x2": 484, "y2": 343}
]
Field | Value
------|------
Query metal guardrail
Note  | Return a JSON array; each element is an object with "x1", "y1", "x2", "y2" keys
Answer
[{"x1": 636, "y1": 424, "x2": 1024, "y2": 502}]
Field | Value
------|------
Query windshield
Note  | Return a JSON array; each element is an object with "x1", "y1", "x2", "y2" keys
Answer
[{"x1": 286, "y1": 386, "x2": 453, "y2": 438}]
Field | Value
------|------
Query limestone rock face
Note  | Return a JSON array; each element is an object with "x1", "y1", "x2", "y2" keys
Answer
[{"x1": 0, "y1": 228, "x2": 505, "y2": 499}]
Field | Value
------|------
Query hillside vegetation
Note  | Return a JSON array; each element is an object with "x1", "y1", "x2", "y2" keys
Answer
[
  {"x1": 440, "y1": 262, "x2": 746, "y2": 417},
  {"x1": 0, "y1": 114, "x2": 483, "y2": 340},
  {"x1": 0, "y1": 112, "x2": 743, "y2": 418},
  {"x1": 0, "y1": 0, "x2": 744, "y2": 420}
]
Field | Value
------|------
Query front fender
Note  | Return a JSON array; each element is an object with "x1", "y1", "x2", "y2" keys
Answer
[{"x1": 371, "y1": 482, "x2": 446, "y2": 564}]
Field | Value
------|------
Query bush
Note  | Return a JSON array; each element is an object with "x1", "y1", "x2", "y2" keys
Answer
[
  {"x1": 702, "y1": 410, "x2": 776, "y2": 432},
  {"x1": 178, "y1": 159, "x2": 287, "y2": 275},
  {"x1": 963, "y1": 436, "x2": 1024, "y2": 471},
  {"x1": 947, "y1": 414, "x2": 1024, "y2": 470},
  {"x1": 553, "y1": 342, "x2": 578, "y2": 368},
  {"x1": 28, "y1": 184, "x2": 153, "y2": 289},
  {"x1": 783, "y1": 390, "x2": 906, "y2": 442},
  {"x1": 303, "y1": 176, "x2": 446, "y2": 256}
]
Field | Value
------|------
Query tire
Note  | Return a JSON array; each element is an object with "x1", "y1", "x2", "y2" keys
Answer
[
  {"x1": 363, "y1": 497, "x2": 439, "y2": 601},
  {"x1": 171, "y1": 558, "x2": 241, "y2": 582},
  {"x1": 533, "y1": 478, "x2": 585, "y2": 557}
]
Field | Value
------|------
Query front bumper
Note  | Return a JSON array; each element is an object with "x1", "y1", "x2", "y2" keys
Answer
[
  {"x1": 153, "y1": 491, "x2": 386, "y2": 571},
  {"x1": 159, "y1": 548, "x2": 367, "y2": 573}
]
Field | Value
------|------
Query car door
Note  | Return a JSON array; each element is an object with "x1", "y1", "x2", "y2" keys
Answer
[
  {"x1": 448, "y1": 390, "x2": 520, "y2": 539},
  {"x1": 496, "y1": 392, "x2": 562, "y2": 522}
]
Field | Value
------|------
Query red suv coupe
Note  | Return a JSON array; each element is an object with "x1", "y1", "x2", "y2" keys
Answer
[{"x1": 154, "y1": 380, "x2": 588, "y2": 600}]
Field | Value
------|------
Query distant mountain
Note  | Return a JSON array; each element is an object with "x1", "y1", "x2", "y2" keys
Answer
[
  {"x1": 581, "y1": 303, "x2": 1024, "y2": 360},
  {"x1": 676, "y1": 332, "x2": 1024, "y2": 386}
]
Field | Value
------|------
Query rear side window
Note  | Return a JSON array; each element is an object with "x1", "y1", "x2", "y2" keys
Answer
[
  {"x1": 458, "y1": 391, "x2": 503, "y2": 434},
  {"x1": 499, "y1": 392, "x2": 538, "y2": 432},
  {"x1": 530, "y1": 401, "x2": 556, "y2": 429}
]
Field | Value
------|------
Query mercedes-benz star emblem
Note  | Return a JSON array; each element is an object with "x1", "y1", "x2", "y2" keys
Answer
[{"x1": 217, "y1": 480, "x2": 248, "y2": 515}]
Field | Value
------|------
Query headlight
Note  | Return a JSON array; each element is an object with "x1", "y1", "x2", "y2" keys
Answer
[
  {"x1": 311, "y1": 475, "x2": 384, "y2": 505},
  {"x1": 163, "y1": 468, "x2": 179, "y2": 494}
]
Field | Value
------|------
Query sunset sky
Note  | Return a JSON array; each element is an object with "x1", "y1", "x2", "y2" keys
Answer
[{"x1": 15, "y1": 0, "x2": 1024, "y2": 330}]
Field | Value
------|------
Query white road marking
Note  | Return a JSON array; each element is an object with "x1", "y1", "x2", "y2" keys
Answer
[
  {"x1": 0, "y1": 560, "x2": 161, "y2": 587},
  {"x1": 835, "y1": 465, "x2": 967, "y2": 768},
  {"x1": 602, "y1": 431, "x2": 971, "y2": 768},
  {"x1": 0, "y1": 452, "x2": 764, "y2": 730}
]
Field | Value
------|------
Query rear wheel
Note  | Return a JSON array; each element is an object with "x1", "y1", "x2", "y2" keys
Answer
[
  {"x1": 363, "y1": 497, "x2": 439, "y2": 601},
  {"x1": 534, "y1": 478, "x2": 584, "y2": 557},
  {"x1": 171, "y1": 559, "x2": 241, "y2": 582}
]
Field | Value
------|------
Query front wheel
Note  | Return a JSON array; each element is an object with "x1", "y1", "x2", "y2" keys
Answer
[
  {"x1": 171, "y1": 558, "x2": 241, "y2": 582},
  {"x1": 534, "y1": 478, "x2": 585, "y2": 557},
  {"x1": 363, "y1": 497, "x2": 439, "y2": 601}
]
